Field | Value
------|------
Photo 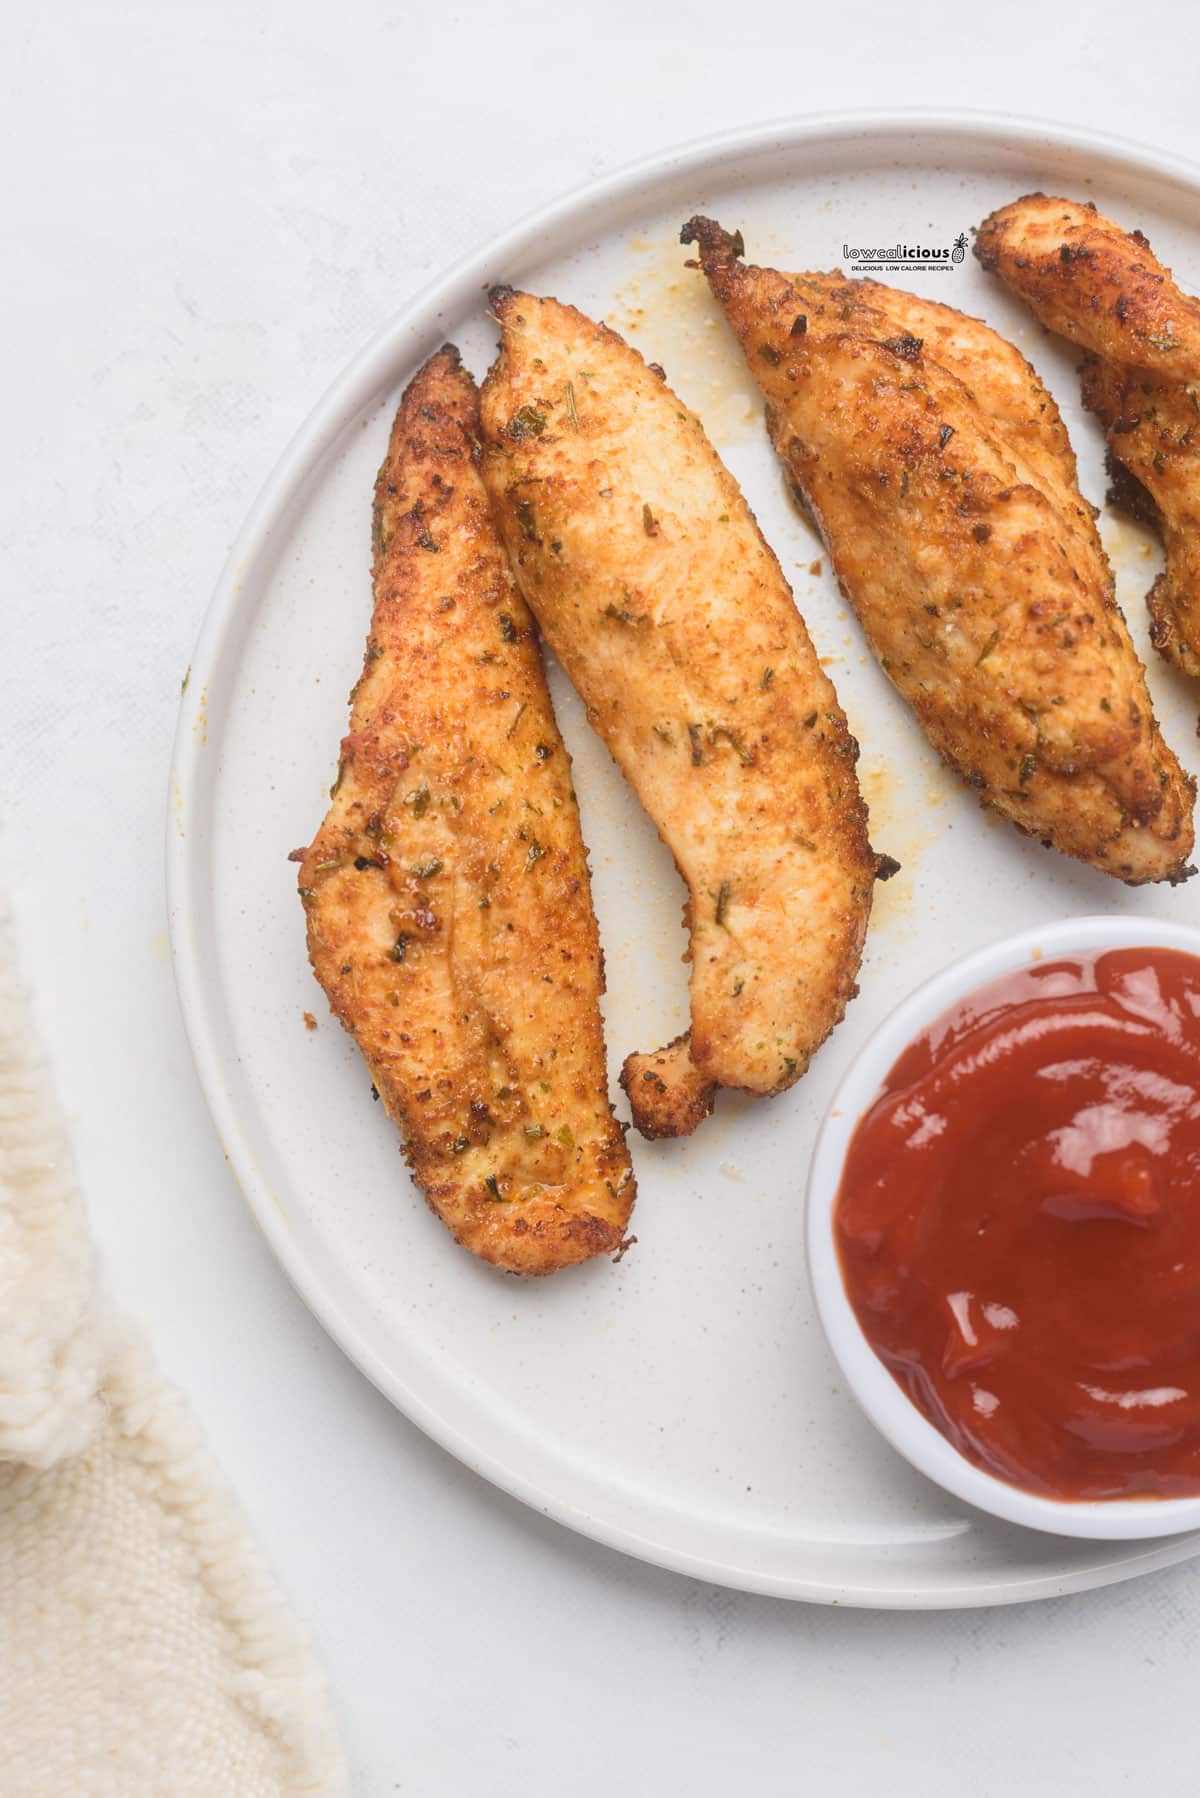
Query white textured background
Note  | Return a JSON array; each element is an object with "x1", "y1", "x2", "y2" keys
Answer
[{"x1": 5, "y1": 3, "x2": 1200, "y2": 1791}]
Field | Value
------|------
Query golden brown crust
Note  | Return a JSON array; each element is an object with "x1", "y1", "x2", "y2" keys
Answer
[
  {"x1": 477, "y1": 290, "x2": 879, "y2": 1138},
  {"x1": 763, "y1": 269, "x2": 1083, "y2": 500},
  {"x1": 299, "y1": 345, "x2": 634, "y2": 1275},
  {"x1": 1079, "y1": 355, "x2": 1200, "y2": 680},
  {"x1": 683, "y1": 217, "x2": 1194, "y2": 885},
  {"x1": 619, "y1": 1036, "x2": 717, "y2": 1140},
  {"x1": 975, "y1": 193, "x2": 1200, "y2": 382},
  {"x1": 977, "y1": 193, "x2": 1200, "y2": 681}
]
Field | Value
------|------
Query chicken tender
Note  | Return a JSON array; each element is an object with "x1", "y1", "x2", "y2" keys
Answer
[
  {"x1": 1081, "y1": 356, "x2": 1200, "y2": 679},
  {"x1": 683, "y1": 218, "x2": 1194, "y2": 885},
  {"x1": 299, "y1": 345, "x2": 634, "y2": 1274},
  {"x1": 975, "y1": 193, "x2": 1200, "y2": 382},
  {"x1": 977, "y1": 193, "x2": 1200, "y2": 680},
  {"x1": 477, "y1": 289, "x2": 880, "y2": 1139},
  {"x1": 794, "y1": 274, "x2": 1082, "y2": 501}
]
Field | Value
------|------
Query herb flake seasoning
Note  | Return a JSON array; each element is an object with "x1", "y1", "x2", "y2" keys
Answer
[
  {"x1": 883, "y1": 333, "x2": 924, "y2": 361},
  {"x1": 711, "y1": 726, "x2": 755, "y2": 766},
  {"x1": 506, "y1": 405, "x2": 547, "y2": 440}
]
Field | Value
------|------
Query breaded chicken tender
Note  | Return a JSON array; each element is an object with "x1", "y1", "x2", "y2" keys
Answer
[
  {"x1": 683, "y1": 218, "x2": 1194, "y2": 885},
  {"x1": 975, "y1": 193, "x2": 1200, "y2": 381},
  {"x1": 299, "y1": 346, "x2": 634, "y2": 1274},
  {"x1": 1081, "y1": 356, "x2": 1200, "y2": 679},
  {"x1": 977, "y1": 193, "x2": 1200, "y2": 680},
  {"x1": 819, "y1": 275, "x2": 1081, "y2": 499},
  {"x1": 477, "y1": 289, "x2": 881, "y2": 1139}
]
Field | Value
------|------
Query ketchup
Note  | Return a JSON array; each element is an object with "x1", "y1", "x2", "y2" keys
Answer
[{"x1": 835, "y1": 946, "x2": 1200, "y2": 1502}]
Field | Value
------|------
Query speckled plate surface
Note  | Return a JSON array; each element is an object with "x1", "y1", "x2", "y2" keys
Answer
[{"x1": 169, "y1": 113, "x2": 1200, "y2": 1606}]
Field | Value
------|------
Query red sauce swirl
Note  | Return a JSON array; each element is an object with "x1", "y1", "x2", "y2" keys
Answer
[{"x1": 836, "y1": 947, "x2": 1200, "y2": 1501}]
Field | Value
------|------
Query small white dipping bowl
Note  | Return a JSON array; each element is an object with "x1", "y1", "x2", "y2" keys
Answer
[{"x1": 807, "y1": 913, "x2": 1200, "y2": 1540}]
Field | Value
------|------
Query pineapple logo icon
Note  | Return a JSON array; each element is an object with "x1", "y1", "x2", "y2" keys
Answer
[{"x1": 951, "y1": 232, "x2": 968, "y2": 264}]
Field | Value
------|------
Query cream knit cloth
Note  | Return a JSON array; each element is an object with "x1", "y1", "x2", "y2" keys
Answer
[{"x1": 0, "y1": 909, "x2": 349, "y2": 1797}]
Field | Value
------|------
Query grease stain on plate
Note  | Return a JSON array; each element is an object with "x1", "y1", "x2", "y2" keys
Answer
[
  {"x1": 859, "y1": 752, "x2": 954, "y2": 938},
  {"x1": 609, "y1": 241, "x2": 761, "y2": 448},
  {"x1": 1101, "y1": 511, "x2": 1159, "y2": 570}
]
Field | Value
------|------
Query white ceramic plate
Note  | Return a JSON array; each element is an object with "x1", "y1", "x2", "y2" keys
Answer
[{"x1": 169, "y1": 112, "x2": 1200, "y2": 1608}]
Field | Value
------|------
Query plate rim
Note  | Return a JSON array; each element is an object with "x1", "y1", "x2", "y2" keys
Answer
[{"x1": 168, "y1": 107, "x2": 1200, "y2": 1608}]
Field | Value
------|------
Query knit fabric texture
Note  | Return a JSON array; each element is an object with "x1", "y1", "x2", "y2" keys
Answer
[{"x1": 0, "y1": 906, "x2": 348, "y2": 1796}]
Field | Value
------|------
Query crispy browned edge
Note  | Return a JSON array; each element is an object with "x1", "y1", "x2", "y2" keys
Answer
[{"x1": 620, "y1": 1036, "x2": 718, "y2": 1139}]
